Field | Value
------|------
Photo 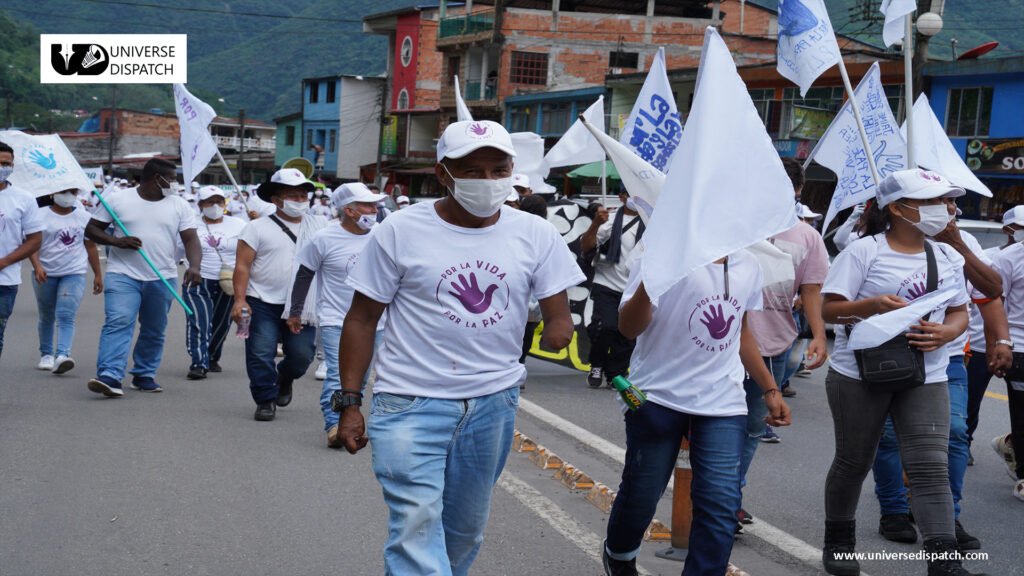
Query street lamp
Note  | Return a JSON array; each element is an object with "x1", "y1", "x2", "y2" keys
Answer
[{"x1": 912, "y1": 12, "x2": 944, "y2": 100}]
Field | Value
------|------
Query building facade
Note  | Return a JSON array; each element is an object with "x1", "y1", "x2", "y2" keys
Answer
[
  {"x1": 274, "y1": 112, "x2": 303, "y2": 168},
  {"x1": 300, "y1": 75, "x2": 385, "y2": 181}
]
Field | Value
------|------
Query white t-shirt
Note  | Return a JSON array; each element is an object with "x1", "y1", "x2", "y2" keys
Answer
[
  {"x1": 197, "y1": 216, "x2": 247, "y2": 280},
  {"x1": 297, "y1": 224, "x2": 378, "y2": 328},
  {"x1": 992, "y1": 243, "x2": 1024, "y2": 346},
  {"x1": 946, "y1": 230, "x2": 991, "y2": 356},
  {"x1": 37, "y1": 206, "x2": 92, "y2": 277},
  {"x1": 593, "y1": 209, "x2": 642, "y2": 293},
  {"x1": 967, "y1": 245, "x2": 1004, "y2": 353},
  {"x1": 620, "y1": 250, "x2": 763, "y2": 417},
  {"x1": 347, "y1": 202, "x2": 585, "y2": 399},
  {"x1": 238, "y1": 215, "x2": 301, "y2": 305},
  {"x1": 92, "y1": 188, "x2": 196, "y2": 281},
  {"x1": 0, "y1": 183, "x2": 45, "y2": 286},
  {"x1": 823, "y1": 235, "x2": 969, "y2": 384}
]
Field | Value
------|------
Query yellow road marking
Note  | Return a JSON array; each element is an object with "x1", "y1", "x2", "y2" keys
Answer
[{"x1": 986, "y1": 391, "x2": 1009, "y2": 401}]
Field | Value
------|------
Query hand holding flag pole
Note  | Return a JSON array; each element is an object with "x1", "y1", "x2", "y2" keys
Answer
[{"x1": 91, "y1": 189, "x2": 194, "y2": 316}]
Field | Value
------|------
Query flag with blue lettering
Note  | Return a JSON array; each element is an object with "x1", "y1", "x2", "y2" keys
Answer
[
  {"x1": 619, "y1": 47, "x2": 682, "y2": 173},
  {"x1": 776, "y1": 0, "x2": 843, "y2": 98},
  {"x1": 1, "y1": 131, "x2": 94, "y2": 197},
  {"x1": 811, "y1": 63, "x2": 908, "y2": 232},
  {"x1": 173, "y1": 83, "x2": 218, "y2": 186},
  {"x1": 880, "y1": 0, "x2": 916, "y2": 47}
]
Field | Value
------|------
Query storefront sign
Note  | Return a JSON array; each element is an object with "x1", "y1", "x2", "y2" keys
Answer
[
  {"x1": 773, "y1": 139, "x2": 814, "y2": 159},
  {"x1": 380, "y1": 116, "x2": 398, "y2": 156},
  {"x1": 965, "y1": 138, "x2": 1024, "y2": 175},
  {"x1": 790, "y1": 105, "x2": 834, "y2": 140}
]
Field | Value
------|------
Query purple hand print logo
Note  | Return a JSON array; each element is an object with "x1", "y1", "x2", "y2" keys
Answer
[
  {"x1": 57, "y1": 228, "x2": 77, "y2": 247},
  {"x1": 918, "y1": 171, "x2": 942, "y2": 183},
  {"x1": 700, "y1": 304, "x2": 736, "y2": 340},
  {"x1": 906, "y1": 281, "x2": 928, "y2": 301},
  {"x1": 448, "y1": 272, "x2": 499, "y2": 314},
  {"x1": 466, "y1": 122, "x2": 491, "y2": 138},
  {"x1": 204, "y1": 233, "x2": 222, "y2": 249}
]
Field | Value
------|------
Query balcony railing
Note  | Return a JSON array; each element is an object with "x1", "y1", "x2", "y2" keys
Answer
[
  {"x1": 438, "y1": 11, "x2": 495, "y2": 40},
  {"x1": 213, "y1": 135, "x2": 276, "y2": 152}
]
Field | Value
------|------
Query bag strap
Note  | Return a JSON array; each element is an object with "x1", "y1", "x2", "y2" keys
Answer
[
  {"x1": 923, "y1": 241, "x2": 937, "y2": 322},
  {"x1": 268, "y1": 214, "x2": 298, "y2": 244}
]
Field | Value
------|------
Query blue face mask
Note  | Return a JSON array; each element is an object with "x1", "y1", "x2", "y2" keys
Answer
[{"x1": 0, "y1": 166, "x2": 13, "y2": 182}]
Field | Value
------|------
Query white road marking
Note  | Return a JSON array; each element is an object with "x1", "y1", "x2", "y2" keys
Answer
[{"x1": 497, "y1": 471, "x2": 653, "y2": 576}]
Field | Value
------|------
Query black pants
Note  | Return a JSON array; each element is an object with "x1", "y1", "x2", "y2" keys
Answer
[
  {"x1": 1007, "y1": 380, "x2": 1024, "y2": 480},
  {"x1": 587, "y1": 284, "x2": 636, "y2": 379}
]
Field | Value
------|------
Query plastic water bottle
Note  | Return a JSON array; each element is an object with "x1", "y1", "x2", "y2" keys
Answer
[
  {"x1": 611, "y1": 375, "x2": 647, "y2": 412},
  {"x1": 236, "y1": 308, "x2": 251, "y2": 339}
]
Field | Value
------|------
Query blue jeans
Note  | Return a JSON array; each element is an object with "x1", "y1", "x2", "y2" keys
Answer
[
  {"x1": 873, "y1": 356, "x2": 970, "y2": 517},
  {"x1": 96, "y1": 272, "x2": 175, "y2": 382},
  {"x1": 182, "y1": 279, "x2": 232, "y2": 369},
  {"x1": 244, "y1": 297, "x2": 316, "y2": 404},
  {"x1": 0, "y1": 284, "x2": 18, "y2": 360},
  {"x1": 33, "y1": 274, "x2": 86, "y2": 357},
  {"x1": 606, "y1": 401, "x2": 745, "y2": 576},
  {"x1": 368, "y1": 387, "x2": 519, "y2": 576},
  {"x1": 319, "y1": 325, "x2": 379, "y2": 431},
  {"x1": 738, "y1": 353, "x2": 788, "y2": 487}
]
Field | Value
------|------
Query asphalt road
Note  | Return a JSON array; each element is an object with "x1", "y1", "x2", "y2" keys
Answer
[{"x1": 1, "y1": 267, "x2": 1021, "y2": 575}]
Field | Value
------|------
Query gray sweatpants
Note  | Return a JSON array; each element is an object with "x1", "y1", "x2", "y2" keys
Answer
[{"x1": 824, "y1": 368, "x2": 955, "y2": 541}]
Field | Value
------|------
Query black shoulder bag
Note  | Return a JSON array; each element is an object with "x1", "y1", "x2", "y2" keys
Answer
[
  {"x1": 268, "y1": 214, "x2": 298, "y2": 244},
  {"x1": 847, "y1": 242, "x2": 937, "y2": 392}
]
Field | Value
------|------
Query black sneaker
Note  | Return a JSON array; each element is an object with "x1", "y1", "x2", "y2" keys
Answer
[
  {"x1": 208, "y1": 361, "x2": 222, "y2": 373},
  {"x1": 601, "y1": 541, "x2": 638, "y2": 576},
  {"x1": 187, "y1": 365, "x2": 208, "y2": 380},
  {"x1": 587, "y1": 367, "x2": 604, "y2": 389},
  {"x1": 129, "y1": 376, "x2": 163, "y2": 393},
  {"x1": 254, "y1": 402, "x2": 276, "y2": 421},
  {"x1": 87, "y1": 376, "x2": 124, "y2": 397},
  {"x1": 878, "y1": 514, "x2": 917, "y2": 543},
  {"x1": 955, "y1": 520, "x2": 981, "y2": 551}
]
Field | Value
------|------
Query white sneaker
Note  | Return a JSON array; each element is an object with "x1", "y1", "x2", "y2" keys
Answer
[
  {"x1": 315, "y1": 361, "x2": 327, "y2": 381},
  {"x1": 1014, "y1": 479, "x2": 1024, "y2": 503},
  {"x1": 992, "y1": 434, "x2": 1018, "y2": 480},
  {"x1": 37, "y1": 355, "x2": 55, "y2": 371},
  {"x1": 52, "y1": 355, "x2": 75, "y2": 375}
]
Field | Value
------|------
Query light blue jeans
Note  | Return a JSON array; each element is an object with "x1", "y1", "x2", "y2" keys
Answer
[
  {"x1": 318, "y1": 325, "x2": 380, "y2": 431},
  {"x1": 739, "y1": 352, "x2": 789, "y2": 487},
  {"x1": 368, "y1": 387, "x2": 519, "y2": 576},
  {"x1": 96, "y1": 272, "x2": 175, "y2": 382},
  {"x1": 33, "y1": 274, "x2": 86, "y2": 357}
]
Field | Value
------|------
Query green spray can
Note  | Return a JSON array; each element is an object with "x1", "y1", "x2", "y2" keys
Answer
[{"x1": 611, "y1": 375, "x2": 647, "y2": 411}]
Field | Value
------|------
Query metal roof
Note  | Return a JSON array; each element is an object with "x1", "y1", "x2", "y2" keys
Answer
[{"x1": 471, "y1": 0, "x2": 715, "y2": 18}]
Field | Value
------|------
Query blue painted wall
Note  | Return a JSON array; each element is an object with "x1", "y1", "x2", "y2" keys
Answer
[
  {"x1": 928, "y1": 71, "x2": 1024, "y2": 158},
  {"x1": 302, "y1": 78, "x2": 342, "y2": 173}
]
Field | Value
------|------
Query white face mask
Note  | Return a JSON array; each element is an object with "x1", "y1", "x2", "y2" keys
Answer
[
  {"x1": 281, "y1": 200, "x2": 307, "y2": 218},
  {"x1": 0, "y1": 166, "x2": 13, "y2": 182},
  {"x1": 442, "y1": 164, "x2": 512, "y2": 218},
  {"x1": 899, "y1": 203, "x2": 951, "y2": 237},
  {"x1": 202, "y1": 205, "x2": 224, "y2": 220},
  {"x1": 356, "y1": 213, "x2": 377, "y2": 231},
  {"x1": 53, "y1": 192, "x2": 78, "y2": 208},
  {"x1": 158, "y1": 176, "x2": 178, "y2": 197},
  {"x1": 625, "y1": 197, "x2": 637, "y2": 211},
  {"x1": 1014, "y1": 229, "x2": 1024, "y2": 244}
]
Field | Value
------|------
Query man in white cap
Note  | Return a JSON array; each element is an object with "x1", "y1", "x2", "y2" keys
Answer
[
  {"x1": 338, "y1": 120, "x2": 585, "y2": 574},
  {"x1": 286, "y1": 182, "x2": 385, "y2": 447},
  {"x1": 394, "y1": 194, "x2": 410, "y2": 210},
  {"x1": 511, "y1": 173, "x2": 532, "y2": 196},
  {"x1": 231, "y1": 168, "x2": 328, "y2": 421},
  {"x1": 0, "y1": 140, "x2": 43, "y2": 361}
]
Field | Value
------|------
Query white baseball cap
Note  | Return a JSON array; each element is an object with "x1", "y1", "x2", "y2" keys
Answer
[
  {"x1": 197, "y1": 185, "x2": 226, "y2": 202},
  {"x1": 258, "y1": 168, "x2": 315, "y2": 201},
  {"x1": 798, "y1": 203, "x2": 822, "y2": 220},
  {"x1": 332, "y1": 182, "x2": 386, "y2": 209},
  {"x1": 191, "y1": 182, "x2": 200, "y2": 189},
  {"x1": 876, "y1": 169, "x2": 966, "y2": 208},
  {"x1": 436, "y1": 120, "x2": 517, "y2": 162},
  {"x1": 395, "y1": 194, "x2": 410, "y2": 205},
  {"x1": 511, "y1": 174, "x2": 531, "y2": 189},
  {"x1": 1003, "y1": 206, "x2": 1024, "y2": 227}
]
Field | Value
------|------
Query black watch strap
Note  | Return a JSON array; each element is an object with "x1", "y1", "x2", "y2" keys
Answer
[{"x1": 330, "y1": 390, "x2": 363, "y2": 412}]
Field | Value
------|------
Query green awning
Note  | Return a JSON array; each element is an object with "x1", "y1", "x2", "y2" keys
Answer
[{"x1": 567, "y1": 160, "x2": 620, "y2": 180}]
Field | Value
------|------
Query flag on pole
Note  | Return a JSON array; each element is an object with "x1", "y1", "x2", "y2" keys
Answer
[
  {"x1": 1, "y1": 131, "x2": 94, "y2": 197},
  {"x1": 545, "y1": 96, "x2": 606, "y2": 168},
  {"x1": 902, "y1": 94, "x2": 992, "y2": 197},
  {"x1": 454, "y1": 75, "x2": 473, "y2": 122},
  {"x1": 618, "y1": 48, "x2": 682, "y2": 173},
  {"x1": 811, "y1": 63, "x2": 908, "y2": 232},
  {"x1": 172, "y1": 83, "x2": 218, "y2": 186},
  {"x1": 510, "y1": 132, "x2": 554, "y2": 193},
  {"x1": 581, "y1": 118, "x2": 663, "y2": 225},
  {"x1": 880, "y1": 0, "x2": 917, "y2": 47},
  {"x1": 641, "y1": 27, "x2": 798, "y2": 305},
  {"x1": 776, "y1": 0, "x2": 843, "y2": 98}
]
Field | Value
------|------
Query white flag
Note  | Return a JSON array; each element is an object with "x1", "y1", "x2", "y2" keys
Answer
[
  {"x1": 776, "y1": 0, "x2": 842, "y2": 98},
  {"x1": 510, "y1": 132, "x2": 553, "y2": 193},
  {"x1": 641, "y1": 27, "x2": 798, "y2": 304},
  {"x1": 172, "y1": 83, "x2": 219, "y2": 186},
  {"x1": 454, "y1": 75, "x2": 473, "y2": 123},
  {"x1": 812, "y1": 63, "x2": 908, "y2": 232},
  {"x1": 619, "y1": 48, "x2": 682, "y2": 173},
  {"x1": 880, "y1": 0, "x2": 916, "y2": 47},
  {"x1": 545, "y1": 96, "x2": 606, "y2": 168},
  {"x1": 1, "y1": 131, "x2": 94, "y2": 197},
  {"x1": 847, "y1": 284, "x2": 960, "y2": 350},
  {"x1": 581, "y1": 118, "x2": 663, "y2": 225},
  {"x1": 902, "y1": 94, "x2": 992, "y2": 197}
]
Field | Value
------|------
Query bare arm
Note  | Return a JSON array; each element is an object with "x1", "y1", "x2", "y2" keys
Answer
[
  {"x1": 979, "y1": 298, "x2": 1012, "y2": 377},
  {"x1": 578, "y1": 206, "x2": 608, "y2": 254},
  {"x1": 179, "y1": 229, "x2": 202, "y2": 284},
  {"x1": 0, "y1": 232, "x2": 42, "y2": 271},
  {"x1": 231, "y1": 241, "x2": 255, "y2": 322},
  {"x1": 338, "y1": 292, "x2": 388, "y2": 454},
  {"x1": 799, "y1": 284, "x2": 828, "y2": 369},
  {"x1": 85, "y1": 218, "x2": 138, "y2": 249},
  {"x1": 85, "y1": 240, "x2": 103, "y2": 294},
  {"x1": 538, "y1": 290, "x2": 574, "y2": 351},
  {"x1": 935, "y1": 224, "x2": 1002, "y2": 299},
  {"x1": 618, "y1": 281, "x2": 653, "y2": 339},
  {"x1": 821, "y1": 293, "x2": 907, "y2": 325},
  {"x1": 739, "y1": 314, "x2": 791, "y2": 426}
]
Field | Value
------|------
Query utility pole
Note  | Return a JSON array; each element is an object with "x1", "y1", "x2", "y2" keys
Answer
[
  {"x1": 106, "y1": 85, "x2": 118, "y2": 175},
  {"x1": 237, "y1": 108, "x2": 246, "y2": 185},
  {"x1": 374, "y1": 82, "x2": 388, "y2": 189}
]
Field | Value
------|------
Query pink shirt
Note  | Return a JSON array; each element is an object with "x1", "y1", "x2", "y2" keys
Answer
[{"x1": 747, "y1": 221, "x2": 830, "y2": 356}]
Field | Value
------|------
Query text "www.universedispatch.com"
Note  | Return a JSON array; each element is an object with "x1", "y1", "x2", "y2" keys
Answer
[{"x1": 835, "y1": 550, "x2": 989, "y2": 562}]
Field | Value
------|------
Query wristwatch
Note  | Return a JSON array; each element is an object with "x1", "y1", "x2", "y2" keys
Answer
[
  {"x1": 995, "y1": 339, "x2": 1015, "y2": 351},
  {"x1": 330, "y1": 390, "x2": 363, "y2": 412}
]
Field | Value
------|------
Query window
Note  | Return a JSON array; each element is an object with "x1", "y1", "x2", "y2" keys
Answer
[
  {"x1": 447, "y1": 56, "x2": 461, "y2": 84},
  {"x1": 609, "y1": 51, "x2": 639, "y2": 69},
  {"x1": 883, "y1": 84, "x2": 904, "y2": 124},
  {"x1": 397, "y1": 88, "x2": 410, "y2": 110},
  {"x1": 306, "y1": 129, "x2": 313, "y2": 149},
  {"x1": 316, "y1": 129, "x2": 326, "y2": 147},
  {"x1": 946, "y1": 87, "x2": 994, "y2": 137},
  {"x1": 509, "y1": 106, "x2": 533, "y2": 133},
  {"x1": 510, "y1": 51, "x2": 548, "y2": 86},
  {"x1": 541, "y1": 102, "x2": 571, "y2": 135},
  {"x1": 285, "y1": 126, "x2": 295, "y2": 146},
  {"x1": 309, "y1": 81, "x2": 319, "y2": 104},
  {"x1": 326, "y1": 81, "x2": 336, "y2": 103}
]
